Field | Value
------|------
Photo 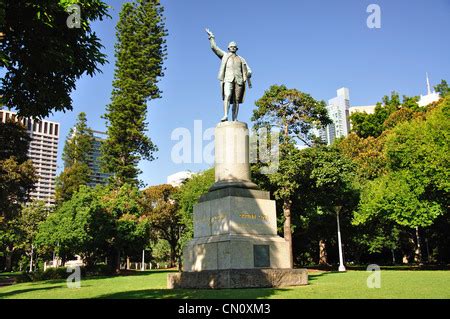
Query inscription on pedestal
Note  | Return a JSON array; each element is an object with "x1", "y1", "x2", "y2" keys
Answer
[{"x1": 253, "y1": 245, "x2": 270, "y2": 268}]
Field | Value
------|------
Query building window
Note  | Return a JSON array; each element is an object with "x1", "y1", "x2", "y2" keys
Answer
[
  {"x1": 54, "y1": 124, "x2": 59, "y2": 136},
  {"x1": 44, "y1": 122, "x2": 48, "y2": 134}
]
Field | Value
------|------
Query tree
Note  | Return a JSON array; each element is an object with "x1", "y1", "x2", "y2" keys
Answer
[
  {"x1": 252, "y1": 84, "x2": 331, "y2": 267},
  {"x1": 252, "y1": 84, "x2": 330, "y2": 146},
  {"x1": 434, "y1": 79, "x2": 449, "y2": 98},
  {"x1": 142, "y1": 184, "x2": 182, "y2": 268},
  {"x1": 15, "y1": 201, "x2": 49, "y2": 271},
  {"x1": 354, "y1": 97, "x2": 450, "y2": 263},
  {"x1": 354, "y1": 171, "x2": 443, "y2": 263},
  {"x1": 55, "y1": 112, "x2": 94, "y2": 203},
  {"x1": 350, "y1": 92, "x2": 425, "y2": 139},
  {"x1": 37, "y1": 184, "x2": 150, "y2": 271},
  {"x1": 337, "y1": 132, "x2": 386, "y2": 181},
  {"x1": 62, "y1": 112, "x2": 94, "y2": 167},
  {"x1": 36, "y1": 185, "x2": 114, "y2": 268},
  {"x1": 0, "y1": 0, "x2": 109, "y2": 118},
  {"x1": 175, "y1": 168, "x2": 215, "y2": 236},
  {"x1": 0, "y1": 120, "x2": 37, "y2": 271},
  {"x1": 293, "y1": 146, "x2": 358, "y2": 266},
  {"x1": 55, "y1": 162, "x2": 92, "y2": 204},
  {"x1": 101, "y1": 184, "x2": 150, "y2": 272},
  {"x1": 101, "y1": 0, "x2": 167, "y2": 187}
]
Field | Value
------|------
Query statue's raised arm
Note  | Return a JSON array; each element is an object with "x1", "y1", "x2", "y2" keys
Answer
[{"x1": 205, "y1": 28, "x2": 225, "y2": 59}]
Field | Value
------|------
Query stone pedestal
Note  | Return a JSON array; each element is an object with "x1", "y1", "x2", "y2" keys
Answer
[
  {"x1": 210, "y1": 121, "x2": 258, "y2": 191},
  {"x1": 168, "y1": 121, "x2": 307, "y2": 289}
]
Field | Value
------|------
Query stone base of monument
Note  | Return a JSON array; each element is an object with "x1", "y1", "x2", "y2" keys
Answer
[
  {"x1": 167, "y1": 121, "x2": 308, "y2": 289},
  {"x1": 167, "y1": 268, "x2": 308, "y2": 289}
]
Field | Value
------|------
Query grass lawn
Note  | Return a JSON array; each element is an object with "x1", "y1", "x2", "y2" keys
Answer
[{"x1": 0, "y1": 270, "x2": 449, "y2": 299}]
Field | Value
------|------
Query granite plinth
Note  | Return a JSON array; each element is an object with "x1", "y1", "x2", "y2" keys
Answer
[{"x1": 167, "y1": 268, "x2": 308, "y2": 289}]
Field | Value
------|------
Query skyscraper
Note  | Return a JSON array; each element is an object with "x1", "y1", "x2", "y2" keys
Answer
[
  {"x1": 320, "y1": 88, "x2": 351, "y2": 145},
  {"x1": 88, "y1": 130, "x2": 111, "y2": 186},
  {"x1": 0, "y1": 110, "x2": 59, "y2": 206},
  {"x1": 68, "y1": 128, "x2": 111, "y2": 186}
]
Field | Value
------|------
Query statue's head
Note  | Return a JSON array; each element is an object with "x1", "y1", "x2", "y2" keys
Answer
[{"x1": 228, "y1": 41, "x2": 238, "y2": 53}]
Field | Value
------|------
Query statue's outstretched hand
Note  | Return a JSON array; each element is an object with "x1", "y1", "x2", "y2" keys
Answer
[{"x1": 205, "y1": 28, "x2": 214, "y2": 39}]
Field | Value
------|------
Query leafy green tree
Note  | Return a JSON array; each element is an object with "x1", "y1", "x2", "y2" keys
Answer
[
  {"x1": 0, "y1": 120, "x2": 37, "y2": 271},
  {"x1": 101, "y1": 0, "x2": 167, "y2": 187},
  {"x1": 252, "y1": 84, "x2": 330, "y2": 146},
  {"x1": 101, "y1": 183, "x2": 150, "y2": 272},
  {"x1": 294, "y1": 146, "x2": 358, "y2": 265},
  {"x1": 36, "y1": 185, "x2": 114, "y2": 268},
  {"x1": 337, "y1": 132, "x2": 386, "y2": 181},
  {"x1": 175, "y1": 168, "x2": 214, "y2": 235},
  {"x1": 15, "y1": 201, "x2": 49, "y2": 271},
  {"x1": 384, "y1": 97, "x2": 449, "y2": 208},
  {"x1": 55, "y1": 112, "x2": 94, "y2": 203},
  {"x1": 0, "y1": 0, "x2": 109, "y2": 118},
  {"x1": 252, "y1": 85, "x2": 331, "y2": 267},
  {"x1": 142, "y1": 184, "x2": 182, "y2": 268},
  {"x1": 150, "y1": 239, "x2": 171, "y2": 266},
  {"x1": 173, "y1": 168, "x2": 214, "y2": 266},
  {"x1": 349, "y1": 92, "x2": 421, "y2": 138},
  {"x1": 354, "y1": 97, "x2": 450, "y2": 262},
  {"x1": 62, "y1": 112, "x2": 94, "y2": 167},
  {"x1": 434, "y1": 79, "x2": 449, "y2": 98},
  {"x1": 55, "y1": 162, "x2": 92, "y2": 204}
]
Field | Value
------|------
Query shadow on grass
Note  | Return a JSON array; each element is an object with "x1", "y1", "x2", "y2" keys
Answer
[
  {"x1": 0, "y1": 285, "x2": 62, "y2": 299},
  {"x1": 95, "y1": 287, "x2": 290, "y2": 299}
]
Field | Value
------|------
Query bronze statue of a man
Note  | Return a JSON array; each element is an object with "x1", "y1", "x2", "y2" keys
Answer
[{"x1": 206, "y1": 28, "x2": 252, "y2": 122}]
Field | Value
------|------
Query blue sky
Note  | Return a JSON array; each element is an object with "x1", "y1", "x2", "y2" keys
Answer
[{"x1": 43, "y1": 0, "x2": 450, "y2": 187}]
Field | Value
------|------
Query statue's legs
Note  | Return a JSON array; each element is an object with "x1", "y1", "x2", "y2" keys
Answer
[
  {"x1": 222, "y1": 99, "x2": 230, "y2": 122},
  {"x1": 232, "y1": 103, "x2": 239, "y2": 121},
  {"x1": 222, "y1": 82, "x2": 233, "y2": 122}
]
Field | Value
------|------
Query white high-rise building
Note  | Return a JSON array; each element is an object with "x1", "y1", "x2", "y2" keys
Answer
[
  {"x1": 321, "y1": 87, "x2": 351, "y2": 145},
  {"x1": 167, "y1": 171, "x2": 194, "y2": 187},
  {"x1": 418, "y1": 73, "x2": 440, "y2": 107},
  {"x1": 349, "y1": 105, "x2": 376, "y2": 115},
  {"x1": 0, "y1": 110, "x2": 59, "y2": 205}
]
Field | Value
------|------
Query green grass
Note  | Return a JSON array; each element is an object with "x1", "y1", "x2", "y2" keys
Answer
[{"x1": 0, "y1": 270, "x2": 449, "y2": 299}]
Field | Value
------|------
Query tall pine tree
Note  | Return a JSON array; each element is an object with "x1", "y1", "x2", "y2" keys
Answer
[
  {"x1": 55, "y1": 112, "x2": 94, "y2": 203},
  {"x1": 101, "y1": 0, "x2": 167, "y2": 187}
]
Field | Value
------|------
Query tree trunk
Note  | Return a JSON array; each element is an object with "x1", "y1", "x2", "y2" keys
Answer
[
  {"x1": 169, "y1": 244, "x2": 176, "y2": 269},
  {"x1": 414, "y1": 226, "x2": 422, "y2": 264},
  {"x1": 115, "y1": 249, "x2": 121, "y2": 273},
  {"x1": 4, "y1": 246, "x2": 13, "y2": 272},
  {"x1": 391, "y1": 249, "x2": 396, "y2": 265},
  {"x1": 283, "y1": 199, "x2": 293, "y2": 268},
  {"x1": 5, "y1": 254, "x2": 12, "y2": 272},
  {"x1": 29, "y1": 245, "x2": 34, "y2": 272},
  {"x1": 126, "y1": 256, "x2": 130, "y2": 270},
  {"x1": 319, "y1": 240, "x2": 328, "y2": 265}
]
